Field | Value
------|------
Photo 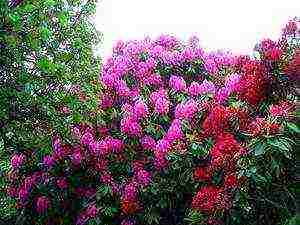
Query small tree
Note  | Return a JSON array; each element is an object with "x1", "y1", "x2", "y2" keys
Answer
[{"x1": 0, "y1": 0, "x2": 102, "y2": 219}]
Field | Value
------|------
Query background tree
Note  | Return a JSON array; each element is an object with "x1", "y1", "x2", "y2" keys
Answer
[{"x1": 0, "y1": 0, "x2": 102, "y2": 220}]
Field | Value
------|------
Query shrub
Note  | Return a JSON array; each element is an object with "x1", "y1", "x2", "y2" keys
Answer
[{"x1": 5, "y1": 11, "x2": 300, "y2": 225}]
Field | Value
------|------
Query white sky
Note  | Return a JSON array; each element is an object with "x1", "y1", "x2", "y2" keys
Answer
[{"x1": 95, "y1": 0, "x2": 300, "y2": 59}]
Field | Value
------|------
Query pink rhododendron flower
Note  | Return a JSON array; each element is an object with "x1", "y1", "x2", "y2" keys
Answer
[
  {"x1": 133, "y1": 100, "x2": 149, "y2": 119},
  {"x1": 169, "y1": 75, "x2": 186, "y2": 92},
  {"x1": 135, "y1": 169, "x2": 152, "y2": 187},
  {"x1": 121, "y1": 116, "x2": 142, "y2": 137},
  {"x1": 175, "y1": 99, "x2": 198, "y2": 120},
  {"x1": 269, "y1": 101, "x2": 296, "y2": 118},
  {"x1": 165, "y1": 119, "x2": 183, "y2": 143},
  {"x1": 42, "y1": 155, "x2": 55, "y2": 169},
  {"x1": 188, "y1": 80, "x2": 215, "y2": 96},
  {"x1": 36, "y1": 196, "x2": 50, "y2": 214},
  {"x1": 57, "y1": 178, "x2": 68, "y2": 189},
  {"x1": 10, "y1": 153, "x2": 26, "y2": 169},
  {"x1": 140, "y1": 135, "x2": 156, "y2": 150}
]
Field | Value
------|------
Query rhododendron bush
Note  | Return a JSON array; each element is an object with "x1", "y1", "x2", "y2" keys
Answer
[{"x1": 6, "y1": 18, "x2": 299, "y2": 225}]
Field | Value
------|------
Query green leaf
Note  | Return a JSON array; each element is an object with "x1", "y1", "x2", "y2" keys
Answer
[
  {"x1": 184, "y1": 209, "x2": 204, "y2": 225},
  {"x1": 37, "y1": 57, "x2": 50, "y2": 71},
  {"x1": 286, "y1": 122, "x2": 300, "y2": 134},
  {"x1": 45, "y1": 0, "x2": 56, "y2": 7},
  {"x1": 8, "y1": 13, "x2": 20, "y2": 27},
  {"x1": 253, "y1": 142, "x2": 266, "y2": 156},
  {"x1": 58, "y1": 13, "x2": 69, "y2": 27},
  {"x1": 267, "y1": 137, "x2": 293, "y2": 159},
  {"x1": 40, "y1": 26, "x2": 51, "y2": 40}
]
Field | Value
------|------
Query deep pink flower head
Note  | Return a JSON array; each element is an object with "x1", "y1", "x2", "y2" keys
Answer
[
  {"x1": 144, "y1": 73, "x2": 162, "y2": 86},
  {"x1": 140, "y1": 135, "x2": 156, "y2": 150},
  {"x1": 154, "y1": 97, "x2": 170, "y2": 115},
  {"x1": 133, "y1": 100, "x2": 149, "y2": 120},
  {"x1": 165, "y1": 119, "x2": 183, "y2": 143},
  {"x1": 135, "y1": 169, "x2": 152, "y2": 187},
  {"x1": 10, "y1": 153, "x2": 26, "y2": 169},
  {"x1": 85, "y1": 203, "x2": 99, "y2": 218},
  {"x1": 97, "y1": 139, "x2": 111, "y2": 156},
  {"x1": 200, "y1": 80, "x2": 216, "y2": 95},
  {"x1": 154, "y1": 139, "x2": 171, "y2": 169},
  {"x1": 112, "y1": 40, "x2": 125, "y2": 54},
  {"x1": 23, "y1": 175, "x2": 36, "y2": 190},
  {"x1": 80, "y1": 132, "x2": 95, "y2": 146},
  {"x1": 106, "y1": 136, "x2": 124, "y2": 153},
  {"x1": 115, "y1": 79, "x2": 130, "y2": 97},
  {"x1": 18, "y1": 188, "x2": 29, "y2": 203},
  {"x1": 71, "y1": 150, "x2": 83, "y2": 166},
  {"x1": 100, "y1": 172, "x2": 114, "y2": 184},
  {"x1": 204, "y1": 57, "x2": 218, "y2": 74},
  {"x1": 188, "y1": 80, "x2": 216, "y2": 96},
  {"x1": 175, "y1": 99, "x2": 198, "y2": 120},
  {"x1": 122, "y1": 182, "x2": 138, "y2": 201},
  {"x1": 122, "y1": 103, "x2": 134, "y2": 115},
  {"x1": 42, "y1": 155, "x2": 55, "y2": 169},
  {"x1": 52, "y1": 136, "x2": 62, "y2": 152},
  {"x1": 76, "y1": 203, "x2": 99, "y2": 225},
  {"x1": 121, "y1": 116, "x2": 142, "y2": 137},
  {"x1": 150, "y1": 89, "x2": 170, "y2": 114},
  {"x1": 265, "y1": 47, "x2": 282, "y2": 61},
  {"x1": 36, "y1": 196, "x2": 50, "y2": 214},
  {"x1": 121, "y1": 218, "x2": 136, "y2": 225},
  {"x1": 188, "y1": 82, "x2": 201, "y2": 96},
  {"x1": 215, "y1": 88, "x2": 230, "y2": 104},
  {"x1": 269, "y1": 101, "x2": 296, "y2": 118},
  {"x1": 150, "y1": 89, "x2": 167, "y2": 102},
  {"x1": 56, "y1": 178, "x2": 68, "y2": 189},
  {"x1": 101, "y1": 73, "x2": 118, "y2": 89},
  {"x1": 224, "y1": 73, "x2": 241, "y2": 92},
  {"x1": 100, "y1": 93, "x2": 115, "y2": 109},
  {"x1": 282, "y1": 19, "x2": 299, "y2": 36},
  {"x1": 169, "y1": 75, "x2": 186, "y2": 92},
  {"x1": 155, "y1": 34, "x2": 180, "y2": 50},
  {"x1": 188, "y1": 35, "x2": 200, "y2": 48}
]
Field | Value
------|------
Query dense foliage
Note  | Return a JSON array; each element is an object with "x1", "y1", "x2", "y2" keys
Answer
[
  {"x1": 2, "y1": 1, "x2": 299, "y2": 224},
  {"x1": 0, "y1": 0, "x2": 102, "y2": 220}
]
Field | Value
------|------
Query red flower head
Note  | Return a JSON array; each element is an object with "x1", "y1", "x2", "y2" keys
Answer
[
  {"x1": 203, "y1": 105, "x2": 231, "y2": 137},
  {"x1": 237, "y1": 60, "x2": 268, "y2": 106},
  {"x1": 192, "y1": 186, "x2": 230, "y2": 213},
  {"x1": 210, "y1": 133, "x2": 241, "y2": 170},
  {"x1": 224, "y1": 174, "x2": 238, "y2": 189},
  {"x1": 121, "y1": 200, "x2": 140, "y2": 215},
  {"x1": 194, "y1": 167, "x2": 213, "y2": 182}
]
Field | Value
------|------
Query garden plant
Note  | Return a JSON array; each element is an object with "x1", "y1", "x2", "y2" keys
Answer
[{"x1": 1, "y1": 0, "x2": 299, "y2": 225}]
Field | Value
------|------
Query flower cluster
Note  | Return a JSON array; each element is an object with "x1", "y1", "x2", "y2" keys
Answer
[{"x1": 7, "y1": 19, "x2": 299, "y2": 225}]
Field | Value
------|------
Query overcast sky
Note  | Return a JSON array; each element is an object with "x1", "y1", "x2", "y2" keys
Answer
[{"x1": 95, "y1": 0, "x2": 299, "y2": 59}]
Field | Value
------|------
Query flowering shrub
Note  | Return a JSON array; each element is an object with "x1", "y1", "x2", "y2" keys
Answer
[{"x1": 6, "y1": 18, "x2": 299, "y2": 225}]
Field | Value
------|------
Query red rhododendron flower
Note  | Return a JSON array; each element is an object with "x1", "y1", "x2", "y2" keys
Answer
[
  {"x1": 121, "y1": 200, "x2": 140, "y2": 214},
  {"x1": 224, "y1": 174, "x2": 238, "y2": 189},
  {"x1": 266, "y1": 122, "x2": 282, "y2": 135},
  {"x1": 210, "y1": 133, "x2": 241, "y2": 170},
  {"x1": 237, "y1": 60, "x2": 268, "y2": 105},
  {"x1": 269, "y1": 101, "x2": 296, "y2": 118},
  {"x1": 194, "y1": 167, "x2": 212, "y2": 182},
  {"x1": 192, "y1": 186, "x2": 229, "y2": 213},
  {"x1": 203, "y1": 105, "x2": 231, "y2": 137}
]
